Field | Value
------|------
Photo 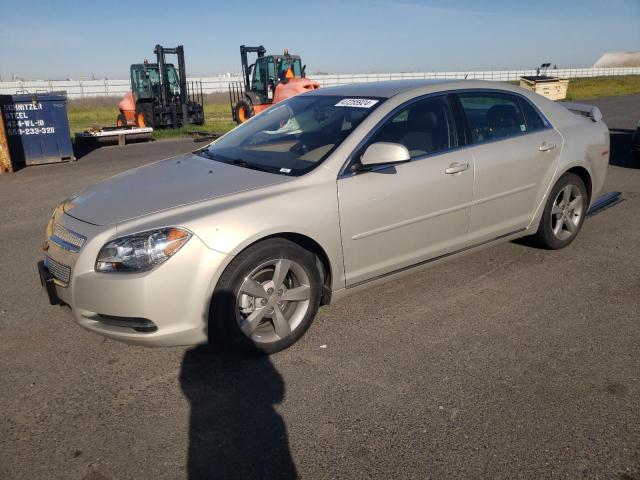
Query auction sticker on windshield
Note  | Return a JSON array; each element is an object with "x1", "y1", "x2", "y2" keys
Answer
[{"x1": 335, "y1": 98, "x2": 379, "y2": 108}]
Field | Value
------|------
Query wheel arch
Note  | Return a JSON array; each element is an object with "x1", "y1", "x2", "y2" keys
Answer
[
  {"x1": 222, "y1": 232, "x2": 335, "y2": 306},
  {"x1": 528, "y1": 163, "x2": 594, "y2": 233},
  {"x1": 564, "y1": 165, "x2": 593, "y2": 204}
]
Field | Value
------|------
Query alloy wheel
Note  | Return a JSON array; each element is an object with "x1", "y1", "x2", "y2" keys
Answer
[
  {"x1": 550, "y1": 184, "x2": 584, "y2": 241},
  {"x1": 236, "y1": 259, "x2": 311, "y2": 343}
]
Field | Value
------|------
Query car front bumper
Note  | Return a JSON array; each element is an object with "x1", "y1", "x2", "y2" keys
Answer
[{"x1": 38, "y1": 213, "x2": 230, "y2": 347}]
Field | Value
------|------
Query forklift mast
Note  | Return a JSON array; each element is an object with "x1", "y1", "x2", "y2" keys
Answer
[
  {"x1": 240, "y1": 45, "x2": 266, "y2": 92},
  {"x1": 154, "y1": 44, "x2": 189, "y2": 122},
  {"x1": 120, "y1": 44, "x2": 204, "y2": 129}
]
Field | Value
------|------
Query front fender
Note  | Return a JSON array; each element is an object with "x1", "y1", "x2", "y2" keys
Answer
[
  {"x1": 115, "y1": 168, "x2": 346, "y2": 291},
  {"x1": 190, "y1": 179, "x2": 344, "y2": 290}
]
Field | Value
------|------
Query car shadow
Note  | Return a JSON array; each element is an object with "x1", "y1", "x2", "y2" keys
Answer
[
  {"x1": 609, "y1": 129, "x2": 638, "y2": 169},
  {"x1": 180, "y1": 344, "x2": 297, "y2": 480}
]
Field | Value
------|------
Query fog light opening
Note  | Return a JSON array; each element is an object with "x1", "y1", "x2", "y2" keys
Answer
[{"x1": 93, "y1": 314, "x2": 158, "y2": 333}]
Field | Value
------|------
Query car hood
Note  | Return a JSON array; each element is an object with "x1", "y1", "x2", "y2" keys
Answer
[{"x1": 63, "y1": 153, "x2": 290, "y2": 226}]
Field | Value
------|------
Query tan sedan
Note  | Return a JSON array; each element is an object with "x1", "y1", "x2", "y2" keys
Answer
[{"x1": 39, "y1": 80, "x2": 609, "y2": 353}]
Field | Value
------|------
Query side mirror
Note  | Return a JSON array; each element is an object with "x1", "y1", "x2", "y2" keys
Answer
[
  {"x1": 360, "y1": 142, "x2": 410, "y2": 167},
  {"x1": 302, "y1": 64, "x2": 307, "y2": 77}
]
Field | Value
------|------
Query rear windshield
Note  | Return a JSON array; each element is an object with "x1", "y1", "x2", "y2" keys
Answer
[{"x1": 203, "y1": 95, "x2": 384, "y2": 175}]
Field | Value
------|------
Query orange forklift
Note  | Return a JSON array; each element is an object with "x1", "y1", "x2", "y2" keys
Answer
[
  {"x1": 229, "y1": 45, "x2": 319, "y2": 124},
  {"x1": 117, "y1": 45, "x2": 204, "y2": 129}
]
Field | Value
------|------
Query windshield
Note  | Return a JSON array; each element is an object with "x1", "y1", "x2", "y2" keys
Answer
[
  {"x1": 204, "y1": 95, "x2": 384, "y2": 175},
  {"x1": 279, "y1": 58, "x2": 302, "y2": 79}
]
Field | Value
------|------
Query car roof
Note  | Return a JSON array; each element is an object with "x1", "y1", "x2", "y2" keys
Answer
[{"x1": 304, "y1": 79, "x2": 513, "y2": 98}]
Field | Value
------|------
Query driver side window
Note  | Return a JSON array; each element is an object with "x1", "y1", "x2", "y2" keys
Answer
[{"x1": 370, "y1": 96, "x2": 457, "y2": 159}]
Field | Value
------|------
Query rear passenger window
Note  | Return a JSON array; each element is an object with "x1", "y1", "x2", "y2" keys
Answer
[
  {"x1": 518, "y1": 97, "x2": 547, "y2": 132},
  {"x1": 458, "y1": 93, "x2": 527, "y2": 143},
  {"x1": 370, "y1": 96, "x2": 457, "y2": 159}
]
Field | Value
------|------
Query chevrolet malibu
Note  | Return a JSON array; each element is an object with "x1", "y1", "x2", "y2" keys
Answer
[{"x1": 39, "y1": 80, "x2": 609, "y2": 353}]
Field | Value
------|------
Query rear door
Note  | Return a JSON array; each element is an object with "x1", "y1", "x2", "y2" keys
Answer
[
  {"x1": 337, "y1": 94, "x2": 474, "y2": 286},
  {"x1": 456, "y1": 91, "x2": 563, "y2": 244}
]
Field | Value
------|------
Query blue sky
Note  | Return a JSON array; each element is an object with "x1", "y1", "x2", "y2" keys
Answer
[{"x1": 0, "y1": 0, "x2": 638, "y2": 80}]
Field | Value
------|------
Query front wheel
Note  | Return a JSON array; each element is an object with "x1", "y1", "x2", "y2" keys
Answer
[
  {"x1": 233, "y1": 98, "x2": 254, "y2": 124},
  {"x1": 116, "y1": 113, "x2": 127, "y2": 128},
  {"x1": 210, "y1": 239, "x2": 322, "y2": 354},
  {"x1": 531, "y1": 173, "x2": 588, "y2": 250}
]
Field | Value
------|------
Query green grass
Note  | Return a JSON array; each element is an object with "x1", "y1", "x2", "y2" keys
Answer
[
  {"x1": 147, "y1": 102, "x2": 236, "y2": 139},
  {"x1": 565, "y1": 75, "x2": 640, "y2": 100},
  {"x1": 67, "y1": 104, "x2": 118, "y2": 134},
  {"x1": 66, "y1": 75, "x2": 640, "y2": 139},
  {"x1": 67, "y1": 95, "x2": 236, "y2": 140}
]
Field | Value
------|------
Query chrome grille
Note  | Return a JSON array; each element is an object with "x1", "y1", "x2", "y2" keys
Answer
[
  {"x1": 44, "y1": 256, "x2": 71, "y2": 285},
  {"x1": 51, "y1": 223, "x2": 86, "y2": 251}
]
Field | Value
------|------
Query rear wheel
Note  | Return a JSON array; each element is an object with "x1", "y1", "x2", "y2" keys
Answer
[
  {"x1": 210, "y1": 239, "x2": 322, "y2": 354},
  {"x1": 531, "y1": 173, "x2": 588, "y2": 249},
  {"x1": 135, "y1": 103, "x2": 154, "y2": 128},
  {"x1": 116, "y1": 113, "x2": 127, "y2": 128},
  {"x1": 233, "y1": 98, "x2": 254, "y2": 124},
  {"x1": 193, "y1": 109, "x2": 205, "y2": 126}
]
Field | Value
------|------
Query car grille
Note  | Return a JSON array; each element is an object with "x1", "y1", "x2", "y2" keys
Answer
[
  {"x1": 44, "y1": 256, "x2": 71, "y2": 285},
  {"x1": 51, "y1": 223, "x2": 86, "y2": 252}
]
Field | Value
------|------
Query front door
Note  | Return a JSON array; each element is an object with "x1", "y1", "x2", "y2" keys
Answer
[{"x1": 337, "y1": 95, "x2": 474, "y2": 286}]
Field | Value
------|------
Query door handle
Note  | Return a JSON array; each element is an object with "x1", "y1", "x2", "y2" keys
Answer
[
  {"x1": 445, "y1": 163, "x2": 470, "y2": 174},
  {"x1": 539, "y1": 142, "x2": 557, "y2": 152}
]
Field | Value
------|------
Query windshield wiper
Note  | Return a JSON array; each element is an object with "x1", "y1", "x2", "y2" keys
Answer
[
  {"x1": 226, "y1": 158, "x2": 286, "y2": 175},
  {"x1": 198, "y1": 149, "x2": 289, "y2": 175},
  {"x1": 198, "y1": 149, "x2": 217, "y2": 160}
]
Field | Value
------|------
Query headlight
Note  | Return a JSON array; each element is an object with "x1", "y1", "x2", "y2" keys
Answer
[
  {"x1": 46, "y1": 203, "x2": 63, "y2": 238},
  {"x1": 46, "y1": 195, "x2": 78, "y2": 238},
  {"x1": 95, "y1": 227, "x2": 191, "y2": 272}
]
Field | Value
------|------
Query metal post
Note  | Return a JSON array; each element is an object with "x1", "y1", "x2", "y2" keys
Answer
[
  {"x1": 176, "y1": 45, "x2": 188, "y2": 123},
  {"x1": 0, "y1": 110, "x2": 13, "y2": 174},
  {"x1": 155, "y1": 45, "x2": 168, "y2": 108}
]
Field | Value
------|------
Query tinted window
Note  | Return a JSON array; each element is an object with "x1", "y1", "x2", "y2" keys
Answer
[
  {"x1": 252, "y1": 59, "x2": 266, "y2": 92},
  {"x1": 370, "y1": 96, "x2": 457, "y2": 158},
  {"x1": 458, "y1": 93, "x2": 527, "y2": 143},
  {"x1": 267, "y1": 60, "x2": 276, "y2": 82},
  {"x1": 519, "y1": 97, "x2": 546, "y2": 132}
]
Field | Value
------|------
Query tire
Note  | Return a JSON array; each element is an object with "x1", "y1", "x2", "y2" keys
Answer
[
  {"x1": 116, "y1": 113, "x2": 127, "y2": 128},
  {"x1": 135, "y1": 103, "x2": 154, "y2": 128},
  {"x1": 210, "y1": 238, "x2": 322, "y2": 354},
  {"x1": 233, "y1": 98, "x2": 254, "y2": 124},
  {"x1": 193, "y1": 111, "x2": 205, "y2": 126},
  {"x1": 531, "y1": 173, "x2": 588, "y2": 250}
]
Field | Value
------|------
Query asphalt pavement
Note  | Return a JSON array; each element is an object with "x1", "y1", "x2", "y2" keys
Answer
[{"x1": 0, "y1": 96, "x2": 639, "y2": 480}]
